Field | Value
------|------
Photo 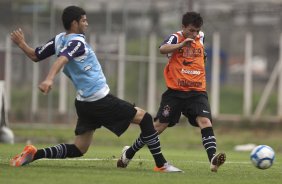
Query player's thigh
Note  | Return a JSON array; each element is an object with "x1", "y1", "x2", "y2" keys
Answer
[
  {"x1": 183, "y1": 94, "x2": 212, "y2": 127},
  {"x1": 75, "y1": 94, "x2": 137, "y2": 137},
  {"x1": 155, "y1": 93, "x2": 182, "y2": 126}
]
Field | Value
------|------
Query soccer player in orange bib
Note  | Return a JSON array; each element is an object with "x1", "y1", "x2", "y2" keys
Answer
[{"x1": 118, "y1": 12, "x2": 226, "y2": 172}]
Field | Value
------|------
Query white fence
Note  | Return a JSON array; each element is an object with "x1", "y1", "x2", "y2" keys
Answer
[
  {"x1": 0, "y1": 81, "x2": 8, "y2": 126},
  {"x1": 2, "y1": 32, "x2": 282, "y2": 123}
]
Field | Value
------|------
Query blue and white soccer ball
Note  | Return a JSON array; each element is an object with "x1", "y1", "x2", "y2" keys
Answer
[
  {"x1": 0, "y1": 126, "x2": 14, "y2": 144},
  {"x1": 250, "y1": 145, "x2": 275, "y2": 169}
]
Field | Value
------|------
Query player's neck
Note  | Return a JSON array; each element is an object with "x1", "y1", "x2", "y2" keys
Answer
[
  {"x1": 66, "y1": 27, "x2": 80, "y2": 35},
  {"x1": 66, "y1": 31, "x2": 78, "y2": 35}
]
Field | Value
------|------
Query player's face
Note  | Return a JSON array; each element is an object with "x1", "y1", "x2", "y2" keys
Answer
[
  {"x1": 182, "y1": 24, "x2": 201, "y2": 39},
  {"x1": 78, "y1": 15, "x2": 88, "y2": 34}
]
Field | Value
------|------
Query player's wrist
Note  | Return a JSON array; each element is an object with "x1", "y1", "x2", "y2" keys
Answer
[
  {"x1": 18, "y1": 41, "x2": 27, "y2": 49},
  {"x1": 178, "y1": 42, "x2": 185, "y2": 48}
]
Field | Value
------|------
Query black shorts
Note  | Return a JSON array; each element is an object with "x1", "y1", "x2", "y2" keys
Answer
[
  {"x1": 74, "y1": 94, "x2": 137, "y2": 136},
  {"x1": 155, "y1": 89, "x2": 212, "y2": 127}
]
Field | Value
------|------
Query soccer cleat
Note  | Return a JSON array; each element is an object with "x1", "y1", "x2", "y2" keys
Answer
[
  {"x1": 117, "y1": 146, "x2": 131, "y2": 168},
  {"x1": 154, "y1": 162, "x2": 183, "y2": 173},
  {"x1": 10, "y1": 145, "x2": 37, "y2": 167},
  {"x1": 210, "y1": 152, "x2": 226, "y2": 172}
]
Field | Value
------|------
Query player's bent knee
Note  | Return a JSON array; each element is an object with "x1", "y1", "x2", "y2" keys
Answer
[
  {"x1": 135, "y1": 107, "x2": 146, "y2": 116},
  {"x1": 132, "y1": 107, "x2": 147, "y2": 124},
  {"x1": 197, "y1": 117, "x2": 212, "y2": 128},
  {"x1": 140, "y1": 113, "x2": 153, "y2": 124}
]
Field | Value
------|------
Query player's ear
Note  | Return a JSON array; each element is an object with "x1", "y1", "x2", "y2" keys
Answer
[{"x1": 71, "y1": 20, "x2": 78, "y2": 28}]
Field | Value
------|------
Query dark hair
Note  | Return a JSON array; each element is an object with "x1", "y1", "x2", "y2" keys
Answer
[
  {"x1": 182, "y1": 12, "x2": 203, "y2": 28},
  {"x1": 62, "y1": 6, "x2": 86, "y2": 30}
]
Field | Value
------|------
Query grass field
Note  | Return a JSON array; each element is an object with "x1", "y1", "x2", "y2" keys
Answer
[{"x1": 1, "y1": 123, "x2": 282, "y2": 184}]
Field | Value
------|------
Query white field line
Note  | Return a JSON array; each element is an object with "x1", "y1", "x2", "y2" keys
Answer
[
  {"x1": 1, "y1": 158, "x2": 277, "y2": 164},
  {"x1": 35, "y1": 158, "x2": 254, "y2": 164}
]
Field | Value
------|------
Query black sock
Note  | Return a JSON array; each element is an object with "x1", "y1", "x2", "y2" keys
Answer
[
  {"x1": 125, "y1": 135, "x2": 145, "y2": 159},
  {"x1": 141, "y1": 131, "x2": 166, "y2": 167},
  {"x1": 201, "y1": 127, "x2": 217, "y2": 162},
  {"x1": 126, "y1": 113, "x2": 166, "y2": 167},
  {"x1": 126, "y1": 112, "x2": 155, "y2": 159},
  {"x1": 33, "y1": 144, "x2": 83, "y2": 160}
]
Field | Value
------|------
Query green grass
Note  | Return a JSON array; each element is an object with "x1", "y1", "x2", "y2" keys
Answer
[{"x1": 1, "y1": 124, "x2": 282, "y2": 184}]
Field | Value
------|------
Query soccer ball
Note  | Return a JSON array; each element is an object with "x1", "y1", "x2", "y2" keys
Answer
[
  {"x1": 0, "y1": 126, "x2": 14, "y2": 144},
  {"x1": 250, "y1": 145, "x2": 275, "y2": 169}
]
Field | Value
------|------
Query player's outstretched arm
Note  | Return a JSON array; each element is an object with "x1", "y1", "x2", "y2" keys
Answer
[
  {"x1": 10, "y1": 28, "x2": 39, "y2": 62},
  {"x1": 159, "y1": 38, "x2": 195, "y2": 54},
  {"x1": 38, "y1": 56, "x2": 68, "y2": 95}
]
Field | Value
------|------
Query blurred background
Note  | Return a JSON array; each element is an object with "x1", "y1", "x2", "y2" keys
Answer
[{"x1": 0, "y1": 0, "x2": 282, "y2": 127}]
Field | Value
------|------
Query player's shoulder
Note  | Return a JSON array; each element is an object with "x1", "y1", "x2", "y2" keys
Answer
[
  {"x1": 55, "y1": 32, "x2": 86, "y2": 43},
  {"x1": 199, "y1": 31, "x2": 204, "y2": 38},
  {"x1": 172, "y1": 31, "x2": 183, "y2": 38},
  {"x1": 198, "y1": 31, "x2": 205, "y2": 45},
  {"x1": 166, "y1": 31, "x2": 183, "y2": 43},
  {"x1": 67, "y1": 34, "x2": 86, "y2": 45},
  {"x1": 55, "y1": 32, "x2": 66, "y2": 39}
]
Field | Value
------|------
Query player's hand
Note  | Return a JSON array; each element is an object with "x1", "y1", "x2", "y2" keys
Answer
[
  {"x1": 10, "y1": 28, "x2": 25, "y2": 46},
  {"x1": 38, "y1": 80, "x2": 53, "y2": 95},
  {"x1": 180, "y1": 38, "x2": 195, "y2": 47}
]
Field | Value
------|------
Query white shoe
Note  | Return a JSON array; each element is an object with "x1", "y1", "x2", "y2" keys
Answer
[
  {"x1": 117, "y1": 146, "x2": 131, "y2": 168},
  {"x1": 154, "y1": 162, "x2": 184, "y2": 173},
  {"x1": 210, "y1": 152, "x2": 226, "y2": 172}
]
